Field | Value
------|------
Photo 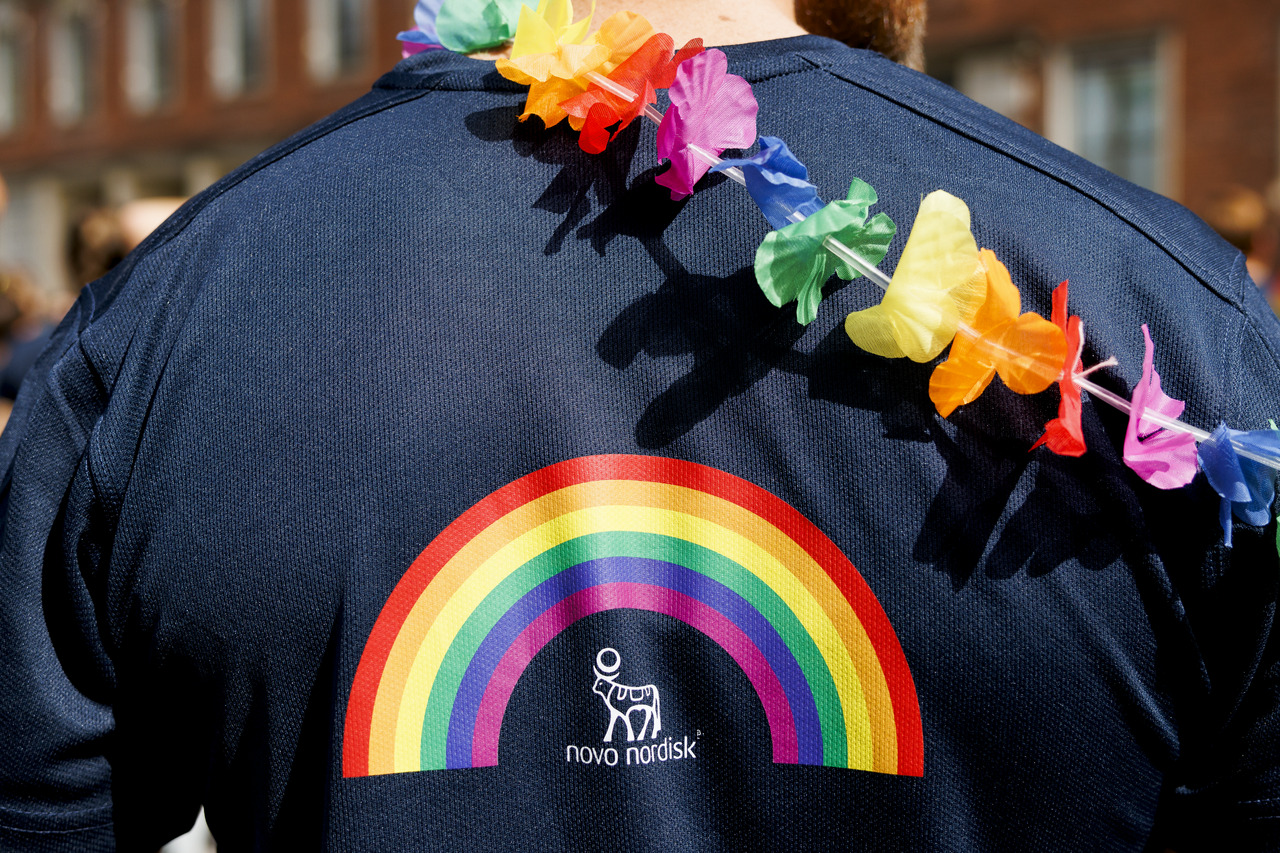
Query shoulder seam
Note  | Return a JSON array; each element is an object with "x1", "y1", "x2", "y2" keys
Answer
[
  {"x1": 117, "y1": 86, "x2": 433, "y2": 285},
  {"x1": 81, "y1": 84, "x2": 435, "y2": 597},
  {"x1": 815, "y1": 62, "x2": 1236, "y2": 305}
]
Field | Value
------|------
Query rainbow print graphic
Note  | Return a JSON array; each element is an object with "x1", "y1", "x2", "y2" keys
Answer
[{"x1": 343, "y1": 455, "x2": 923, "y2": 777}]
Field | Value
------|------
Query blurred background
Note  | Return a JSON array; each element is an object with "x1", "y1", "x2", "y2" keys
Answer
[
  {"x1": 0, "y1": 0, "x2": 411, "y2": 435},
  {"x1": 0, "y1": 1, "x2": 1278, "y2": 406},
  {"x1": 1, "y1": 1, "x2": 1277, "y2": 301},
  {"x1": 0, "y1": 0, "x2": 1276, "y2": 846},
  {"x1": 927, "y1": 0, "x2": 1280, "y2": 295}
]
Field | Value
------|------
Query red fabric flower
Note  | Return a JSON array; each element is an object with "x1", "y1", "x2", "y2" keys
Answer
[
  {"x1": 561, "y1": 34, "x2": 703, "y2": 154},
  {"x1": 1030, "y1": 281, "x2": 1087, "y2": 457}
]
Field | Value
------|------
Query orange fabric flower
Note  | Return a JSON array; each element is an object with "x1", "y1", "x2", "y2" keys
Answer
[
  {"x1": 495, "y1": 1, "x2": 654, "y2": 129},
  {"x1": 928, "y1": 249, "x2": 1067, "y2": 417}
]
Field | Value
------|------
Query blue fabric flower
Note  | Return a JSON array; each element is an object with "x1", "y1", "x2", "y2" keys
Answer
[
  {"x1": 1197, "y1": 422, "x2": 1280, "y2": 547},
  {"x1": 712, "y1": 136, "x2": 824, "y2": 230},
  {"x1": 397, "y1": 0, "x2": 445, "y2": 54}
]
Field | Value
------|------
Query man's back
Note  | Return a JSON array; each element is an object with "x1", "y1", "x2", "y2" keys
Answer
[{"x1": 2, "y1": 36, "x2": 1278, "y2": 851}]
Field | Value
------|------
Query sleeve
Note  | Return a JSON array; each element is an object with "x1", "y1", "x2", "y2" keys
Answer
[
  {"x1": 0, "y1": 282, "x2": 118, "y2": 851},
  {"x1": 1151, "y1": 294, "x2": 1280, "y2": 852}
]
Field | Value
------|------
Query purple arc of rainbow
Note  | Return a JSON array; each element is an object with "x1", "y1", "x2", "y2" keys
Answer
[
  {"x1": 446, "y1": 556, "x2": 820, "y2": 768},
  {"x1": 471, "y1": 581, "x2": 797, "y2": 767}
]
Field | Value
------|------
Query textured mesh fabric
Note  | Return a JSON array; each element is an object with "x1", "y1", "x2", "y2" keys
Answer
[{"x1": 1, "y1": 36, "x2": 1278, "y2": 851}]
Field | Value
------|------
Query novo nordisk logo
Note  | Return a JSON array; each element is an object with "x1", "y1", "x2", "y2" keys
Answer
[
  {"x1": 565, "y1": 648, "x2": 698, "y2": 767},
  {"x1": 593, "y1": 647, "x2": 660, "y2": 742}
]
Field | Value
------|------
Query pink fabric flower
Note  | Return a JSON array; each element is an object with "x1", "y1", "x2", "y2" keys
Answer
[
  {"x1": 654, "y1": 49, "x2": 758, "y2": 200},
  {"x1": 1122, "y1": 324, "x2": 1198, "y2": 489}
]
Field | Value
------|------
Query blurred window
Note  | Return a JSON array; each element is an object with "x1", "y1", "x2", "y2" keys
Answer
[
  {"x1": 209, "y1": 0, "x2": 271, "y2": 98},
  {"x1": 306, "y1": 0, "x2": 369, "y2": 82},
  {"x1": 125, "y1": 0, "x2": 180, "y2": 114},
  {"x1": 1071, "y1": 38, "x2": 1160, "y2": 191},
  {"x1": 950, "y1": 49, "x2": 1036, "y2": 130},
  {"x1": 48, "y1": 1, "x2": 98, "y2": 126},
  {"x1": 1044, "y1": 34, "x2": 1175, "y2": 194},
  {"x1": 0, "y1": 3, "x2": 27, "y2": 134}
]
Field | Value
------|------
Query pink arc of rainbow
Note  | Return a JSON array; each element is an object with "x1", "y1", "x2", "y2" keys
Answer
[{"x1": 471, "y1": 581, "x2": 796, "y2": 767}]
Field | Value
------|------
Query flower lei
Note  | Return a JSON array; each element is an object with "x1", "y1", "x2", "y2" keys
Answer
[{"x1": 400, "y1": 0, "x2": 1280, "y2": 550}]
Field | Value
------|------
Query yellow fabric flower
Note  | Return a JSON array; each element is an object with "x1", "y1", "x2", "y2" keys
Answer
[
  {"x1": 496, "y1": 0, "x2": 654, "y2": 128},
  {"x1": 844, "y1": 190, "x2": 987, "y2": 362}
]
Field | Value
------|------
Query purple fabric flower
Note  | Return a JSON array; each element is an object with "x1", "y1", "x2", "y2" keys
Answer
[
  {"x1": 1197, "y1": 422, "x2": 1280, "y2": 547},
  {"x1": 1122, "y1": 324, "x2": 1198, "y2": 489},
  {"x1": 655, "y1": 49, "x2": 758, "y2": 200},
  {"x1": 398, "y1": 32, "x2": 445, "y2": 57},
  {"x1": 712, "y1": 136, "x2": 823, "y2": 230},
  {"x1": 397, "y1": 0, "x2": 445, "y2": 56}
]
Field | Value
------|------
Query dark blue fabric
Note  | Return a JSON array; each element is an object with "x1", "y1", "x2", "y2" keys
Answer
[{"x1": 2, "y1": 36, "x2": 1279, "y2": 851}]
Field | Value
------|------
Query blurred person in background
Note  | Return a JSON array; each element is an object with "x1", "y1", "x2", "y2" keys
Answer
[
  {"x1": 0, "y1": 267, "x2": 53, "y2": 407},
  {"x1": 68, "y1": 199, "x2": 187, "y2": 289},
  {"x1": 1202, "y1": 184, "x2": 1271, "y2": 289},
  {"x1": 0, "y1": 193, "x2": 188, "y2": 439},
  {"x1": 68, "y1": 207, "x2": 129, "y2": 289},
  {"x1": 0, "y1": 1, "x2": 1278, "y2": 851},
  {"x1": 0, "y1": 208, "x2": 129, "y2": 412},
  {"x1": 118, "y1": 198, "x2": 187, "y2": 255}
]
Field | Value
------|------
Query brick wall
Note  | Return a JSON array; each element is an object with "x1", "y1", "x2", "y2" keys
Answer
[
  {"x1": 0, "y1": 0, "x2": 409, "y2": 177},
  {"x1": 926, "y1": 0, "x2": 1280, "y2": 217}
]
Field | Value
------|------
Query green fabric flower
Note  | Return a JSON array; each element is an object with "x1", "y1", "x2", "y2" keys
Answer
[
  {"x1": 437, "y1": 0, "x2": 530, "y2": 53},
  {"x1": 753, "y1": 177, "x2": 895, "y2": 325}
]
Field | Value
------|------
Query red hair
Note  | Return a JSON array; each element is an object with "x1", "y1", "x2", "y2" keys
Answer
[{"x1": 795, "y1": 0, "x2": 927, "y2": 69}]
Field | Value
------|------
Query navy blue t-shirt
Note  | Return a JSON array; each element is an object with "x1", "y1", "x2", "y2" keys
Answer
[{"x1": 2, "y1": 36, "x2": 1279, "y2": 851}]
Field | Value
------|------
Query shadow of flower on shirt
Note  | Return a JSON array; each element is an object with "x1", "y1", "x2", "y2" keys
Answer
[
  {"x1": 464, "y1": 105, "x2": 647, "y2": 256},
  {"x1": 912, "y1": 392, "x2": 1146, "y2": 588},
  {"x1": 587, "y1": 172, "x2": 922, "y2": 449},
  {"x1": 598, "y1": 263, "x2": 805, "y2": 448},
  {"x1": 470, "y1": 101, "x2": 802, "y2": 448},
  {"x1": 800, "y1": 323, "x2": 935, "y2": 444}
]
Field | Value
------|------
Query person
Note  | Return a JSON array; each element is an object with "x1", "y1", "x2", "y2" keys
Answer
[
  {"x1": 2, "y1": 1, "x2": 1278, "y2": 850},
  {"x1": 0, "y1": 269, "x2": 56, "y2": 437},
  {"x1": 1202, "y1": 184, "x2": 1270, "y2": 288}
]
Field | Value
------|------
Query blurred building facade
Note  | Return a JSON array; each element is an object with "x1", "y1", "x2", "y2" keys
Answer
[
  {"x1": 5, "y1": 1, "x2": 1277, "y2": 294},
  {"x1": 0, "y1": 0, "x2": 408, "y2": 294},
  {"x1": 926, "y1": 0, "x2": 1280, "y2": 220}
]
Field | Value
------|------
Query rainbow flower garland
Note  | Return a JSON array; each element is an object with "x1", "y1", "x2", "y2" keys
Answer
[{"x1": 400, "y1": 0, "x2": 1280, "y2": 550}]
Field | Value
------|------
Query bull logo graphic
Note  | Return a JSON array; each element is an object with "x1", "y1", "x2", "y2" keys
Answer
[{"x1": 592, "y1": 648, "x2": 662, "y2": 743}]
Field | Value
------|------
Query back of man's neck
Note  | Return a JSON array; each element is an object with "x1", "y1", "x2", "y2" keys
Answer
[
  {"x1": 466, "y1": 0, "x2": 808, "y2": 60},
  {"x1": 590, "y1": 0, "x2": 806, "y2": 46}
]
